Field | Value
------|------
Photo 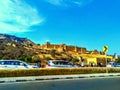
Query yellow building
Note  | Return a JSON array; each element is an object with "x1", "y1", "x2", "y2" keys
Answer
[{"x1": 78, "y1": 54, "x2": 113, "y2": 67}]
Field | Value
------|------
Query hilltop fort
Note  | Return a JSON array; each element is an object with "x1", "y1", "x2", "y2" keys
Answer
[{"x1": 34, "y1": 42, "x2": 113, "y2": 67}]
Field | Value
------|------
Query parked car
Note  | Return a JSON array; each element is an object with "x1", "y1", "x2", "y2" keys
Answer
[
  {"x1": 114, "y1": 63, "x2": 120, "y2": 67},
  {"x1": 107, "y1": 62, "x2": 120, "y2": 67},
  {"x1": 0, "y1": 60, "x2": 38, "y2": 69},
  {"x1": 107, "y1": 62, "x2": 115, "y2": 67},
  {"x1": 46, "y1": 60, "x2": 79, "y2": 68}
]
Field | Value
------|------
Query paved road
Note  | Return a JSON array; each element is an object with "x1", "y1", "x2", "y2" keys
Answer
[{"x1": 0, "y1": 77, "x2": 120, "y2": 90}]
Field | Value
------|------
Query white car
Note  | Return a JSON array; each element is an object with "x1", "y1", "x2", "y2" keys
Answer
[
  {"x1": 46, "y1": 60, "x2": 79, "y2": 68},
  {"x1": 0, "y1": 60, "x2": 38, "y2": 69}
]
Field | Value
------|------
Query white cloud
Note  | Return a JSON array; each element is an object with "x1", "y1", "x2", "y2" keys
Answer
[
  {"x1": 44, "y1": 0, "x2": 93, "y2": 7},
  {"x1": 0, "y1": 0, "x2": 43, "y2": 34}
]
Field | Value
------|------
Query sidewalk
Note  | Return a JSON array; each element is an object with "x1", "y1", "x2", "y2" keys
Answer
[{"x1": 0, "y1": 73, "x2": 120, "y2": 83}]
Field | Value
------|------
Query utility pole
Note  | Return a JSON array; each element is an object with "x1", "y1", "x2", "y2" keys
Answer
[{"x1": 105, "y1": 52, "x2": 108, "y2": 73}]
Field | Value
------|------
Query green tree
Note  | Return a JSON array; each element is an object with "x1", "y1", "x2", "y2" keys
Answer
[
  {"x1": 32, "y1": 55, "x2": 41, "y2": 63},
  {"x1": 37, "y1": 44, "x2": 40, "y2": 46},
  {"x1": 50, "y1": 49, "x2": 56, "y2": 57},
  {"x1": 116, "y1": 57, "x2": 120, "y2": 63},
  {"x1": 46, "y1": 56, "x2": 51, "y2": 61},
  {"x1": 25, "y1": 56, "x2": 33, "y2": 63},
  {"x1": 72, "y1": 57, "x2": 79, "y2": 63}
]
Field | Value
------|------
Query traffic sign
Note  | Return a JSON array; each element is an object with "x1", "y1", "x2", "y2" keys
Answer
[{"x1": 103, "y1": 46, "x2": 108, "y2": 53}]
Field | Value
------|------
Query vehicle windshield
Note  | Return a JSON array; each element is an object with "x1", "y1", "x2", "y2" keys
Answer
[
  {"x1": 0, "y1": 60, "x2": 30, "y2": 66},
  {"x1": 52, "y1": 61, "x2": 72, "y2": 65}
]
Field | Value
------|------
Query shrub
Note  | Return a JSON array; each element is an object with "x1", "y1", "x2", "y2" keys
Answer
[
  {"x1": 72, "y1": 57, "x2": 79, "y2": 63},
  {"x1": 0, "y1": 67, "x2": 120, "y2": 77},
  {"x1": 116, "y1": 57, "x2": 120, "y2": 63},
  {"x1": 50, "y1": 49, "x2": 56, "y2": 57}
]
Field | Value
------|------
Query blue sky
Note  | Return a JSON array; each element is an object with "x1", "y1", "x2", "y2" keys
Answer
[{"x1": 0, "y1": 0, "x2": 120, "y2": 55}]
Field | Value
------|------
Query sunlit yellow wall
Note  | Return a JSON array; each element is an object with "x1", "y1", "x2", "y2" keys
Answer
[{"x1": 86, "y1": 58, "x2": 97, "y2": 65}]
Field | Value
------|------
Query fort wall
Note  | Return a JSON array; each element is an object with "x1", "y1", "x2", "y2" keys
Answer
[
  {"x1": 66, "y1": 46, "x2": 75, "y2": 52},
  {"x1": 40, "y1": 42, "x2": 87, "y2": 53}
]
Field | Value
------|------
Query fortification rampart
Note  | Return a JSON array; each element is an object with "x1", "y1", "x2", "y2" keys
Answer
[{"x1": 40, "y1": 42, "x2": 87, "y2": 53}]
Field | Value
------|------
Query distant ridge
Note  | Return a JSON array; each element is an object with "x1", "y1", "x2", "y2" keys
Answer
[{"x1": 0, "y1": 34, "x2": 34, "y2": 45}]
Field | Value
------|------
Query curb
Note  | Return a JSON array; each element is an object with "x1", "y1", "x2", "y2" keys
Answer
[{"x1": 0, "y1": 73, "x2": 120, "y2": 83}]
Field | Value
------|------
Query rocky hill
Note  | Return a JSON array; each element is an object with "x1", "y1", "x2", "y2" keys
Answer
[{"x1": 0, "y1": 34, "x2": 37, "y2": 61}]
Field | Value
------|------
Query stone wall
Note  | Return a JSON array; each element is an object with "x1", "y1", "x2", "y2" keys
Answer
[
  {"x1": 66, "y1": 46, "x2": 76, "y2": 52},
  {"x1": 40, "y1": 42, "x2": 87, "y2": 53},
  {"x1": 77, "y1": 47, "x2": 86, "y2": 53},
  {"x1": 41, "y1": 44, "x2": 47, "y2": 49}
]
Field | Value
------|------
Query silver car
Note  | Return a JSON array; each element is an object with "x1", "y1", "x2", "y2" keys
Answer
[
  {"x1": 46, "y1": 60, "x2": 79, "y2": 68},
  {"x1": 0, "y1": 60, "x2": 38, "y2": 69}
]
